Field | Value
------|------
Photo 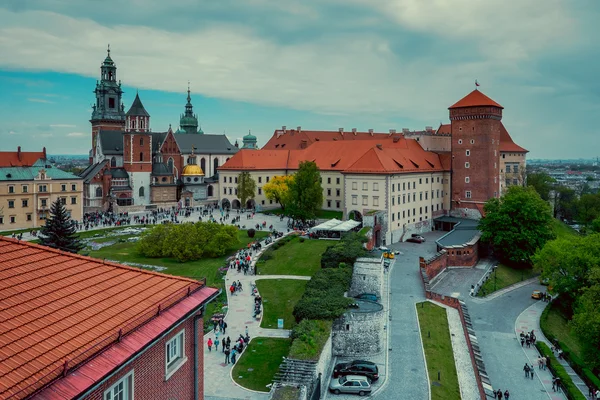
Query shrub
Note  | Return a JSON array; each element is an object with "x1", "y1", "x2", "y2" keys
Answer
[
  {"x1": 289, "y1": 320, "x2": 332, "y2": 361},
  {"x1": 293, "y1": 267, "x2": 353, "y2": 321},
  {"x1": 299, "y1": 237, "x2": 305, "y2": 243},
  {"x1": 321, "y1": 233, "x2": 366, "y2": 268},
  {"x1": 248, "y1": 228, "x2": 256, "y2": 238},
  {"x1": 535, "y1": 342, "x2": 587, "y2": 400}
]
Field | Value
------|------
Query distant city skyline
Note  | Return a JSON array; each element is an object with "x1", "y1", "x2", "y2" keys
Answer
[{"x1": 1, "y1": 1, "x2": 599, "y2": 159}]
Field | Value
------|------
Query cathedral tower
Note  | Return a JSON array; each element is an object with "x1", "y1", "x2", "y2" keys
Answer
[
  {"x1": 90, "y1": 45, "x2": 126, "y2": 161},
  {"x1": 123, "y1": 93, "x2": 152, "y2": 205},
  {"x1": 449, "y1": 89, "x2": 503, "y2": 217},
  {"x1": 178, "y1": 85, "x2": 201, "y2": 134}
]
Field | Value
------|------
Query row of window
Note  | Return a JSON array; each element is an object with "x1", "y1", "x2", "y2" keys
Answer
[
  {"x1": 390, "y1": 204, "x2": 443, "y2": 222},
  {"x1": 505, "y1": 164, "x2": 520, "y2": 173},
  {"x1": 326, "y1": 200, "x2": 342, "y2": 209},
  {"x1": 6, "y1": 184, "x2": 77, "y2": 194},
  {"x1": 5, "y1": 197, "x2": 77, "y2": 209},
  {"x1": 323, "y1": 177, "x2": 341, "y2": 185},
  {"x1": 0, "y1": 210, "x2": 72, "y2": 224}
]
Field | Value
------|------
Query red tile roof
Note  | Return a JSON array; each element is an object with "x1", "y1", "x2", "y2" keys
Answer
[
  {"x1": 262, "y1": 129, "x2": 404, "y2": 151},
  {"x1": 0, "y1": 237, "x2": 216, "y2": 399},
  {"x1": 499, "y1": 123, "x2": 528, "y2": 153},
  {"x1": 220, "y1": 138, "x2": 450, "y2": 174},
  {"x1": 0, "y1": 150, "x2": 46, "y2": 167},
  {"x1": 449, "y1": 90, "x2": 503, "y2": 109},
  {"x1": 436, "y1": 124, "x2": 451, "y2": 135}
]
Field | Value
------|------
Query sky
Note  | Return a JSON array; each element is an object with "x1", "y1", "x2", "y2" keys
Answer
[{"x1": 0, "y1": 0, "x2": 599, "y2": 159}]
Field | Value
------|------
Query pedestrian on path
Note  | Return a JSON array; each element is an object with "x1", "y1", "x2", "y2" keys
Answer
[
  {"x1": 222, "y1": 339, "x2": 226, "y2": 352},
  {"x1": 524, "y1": 363, "x2": 530, "y2": 378},
  {"x1": 225, "y1": 347, "x2": 231, "y2": 364},
  {"x1": 207, "y1": 338, "x2": 213, "y2": 352},
  {"x1": 496, "y1": 388, "x2": 503, "y2": 399},
  {"x1": 222, "y1": 321, "x2": 227, "y2": 334},
  {"x1": 538, "y1": 357, "x2": 543, "y2": 369},
  {"x1": 530, "y1": 364, "x2": 535, "y2": 380},
  {"x1": 595, "y1": 389, "x2": 599, "y2": 399},
  {"x1": 504, "y1": 389, "x2": 510, "y2": 400},
  {"x1": 214, "y1": 337, "x2": 220, "y2": 352},
  {"x1": 231, "y1": 348, "x2": 237, "y2": 364}
]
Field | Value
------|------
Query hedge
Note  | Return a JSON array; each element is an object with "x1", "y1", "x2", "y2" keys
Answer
[
  {"x1": 539, "y1": 301, "x2": 600, "y2": 390},
  {"x1": 289, "y1": 320, "x2": 332, "y2": 361},
  {"x1": 535, "y1": 342, "x2": 586, "y2": 400}
]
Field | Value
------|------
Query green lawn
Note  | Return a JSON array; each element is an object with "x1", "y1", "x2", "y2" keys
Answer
[
  {"x1": 477, "y1": 263, "x2": 537, "y2": 297},
  {"x1": 540, "y1": 301, "x2": 583, "y2": 359},
  {"x1": 87, "y1": 229, "x2": 268, "y2": 286},
  {"x1": 256, "y1": 279, "x2": 307, "y2": 329},
  {"x1": 256, "y1": 236, "x2": 333, "y2": 276},
  {"x1": 552, "y1": 219, "x2": 579, "y2": 239},
  {"x1": 288, "y1": 320, "x2": 332, "y2": 361},
  {"x1": 232, "y1": 338, "x2": 292, "y2": 392},
  {"x1": 416, "y1": 302, "x2": 461, "y2": 400}
]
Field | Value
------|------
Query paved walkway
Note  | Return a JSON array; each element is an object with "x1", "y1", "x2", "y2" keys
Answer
[
  {"x1": 204, "y1": 234, "x2": 307, "y2": 400},
  {"x1": 516, "y1": 301, "x2": 587, "y2": 399}
]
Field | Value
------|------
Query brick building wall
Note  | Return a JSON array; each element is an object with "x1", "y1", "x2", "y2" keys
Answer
[
  {"x1": 123, "y1": 133, "x2": 153, "y2": 173},
  {"x1": 450, "y1": 106, "x2": 502, "y2": 212},
  {"x1": 83, "y1": 315, "x2": 203, "y2": 400},
  {"x1": 444, "y1": 243, "x2": 479, "y2": 267},
  {"x1": 160, "y1": 131, "x2": 183, "y2": 178},
  {"x1": 419, "y1": 251, "x2": 448, "y2": 281}
]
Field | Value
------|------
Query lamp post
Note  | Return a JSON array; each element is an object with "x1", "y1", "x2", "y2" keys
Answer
[{"x1": 494, "y1": 266, "x2": 497, "y2": 292}]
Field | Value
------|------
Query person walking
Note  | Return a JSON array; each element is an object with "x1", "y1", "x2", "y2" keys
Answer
[
  {"x1": 524, "y1": 363, "x2": 530, "y2": 378},
  {"x1": 497, "y1": 388, "x2": 503, "y2": 399},
  {"x1": 224, "y1": 347, "x2": 231, "y2": 364},
  {"x1": 231, "y1": 348, "x2": 237, "y2": 364},
  {"x1": 222, "y1": 321, "x2": 227, "y2": 334},
  {"x1": 222, "y1": 339, "x2": 226, "y2": 352},
  {"x1": 530, "y1": 364, "x2": 535, "y2": 380},
  {"x1": 207, "y1": 337, "x2": 213, "y2": 352},
  {"x1": 214, "y1": 337, "x2": 220, "y2": 353},
  {"x1": 504, "y1": 389, "x2": 510, "y2": 400}
]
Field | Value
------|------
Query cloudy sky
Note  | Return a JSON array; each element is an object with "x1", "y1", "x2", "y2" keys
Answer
[{"x1": 0, "y1": 0, "x2": 598, "y2": 159}]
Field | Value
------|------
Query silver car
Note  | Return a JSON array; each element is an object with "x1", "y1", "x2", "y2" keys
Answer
[{"x1": 329, "y1": 375, "x2": 372, "y2": 396}]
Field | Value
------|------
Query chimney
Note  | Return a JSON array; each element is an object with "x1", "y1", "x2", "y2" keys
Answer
[
  {"x1": 43, "y1": 147, "x2": 47, "y2": 159},
  {"x1": 339, "y1": 128, "x2": 344, "y2": 135},
  {"x1": 402, "y1": 128, "x2": 410, "y2": 134},
  {"x1": 17, "y1": 146, "x2": 21, "y2": 161},
  {"x1": 351, "y1": 128, "x2": 357, "y2": 135},
  {"x1": 282, "y1": 126, "x2": 287, "y2": 133},
  {"x1": 376, "y1": 144, "x2": 383, "y2": 150},
  {"x1": 389, "y1": 129, "x2": 396, "y2": 134},
  {"x1": 297, "y1": 126, "x2": 301, "y2": 132},
  {"x1": 368, "y1": 129, "x2": 374, "y2": 136}
]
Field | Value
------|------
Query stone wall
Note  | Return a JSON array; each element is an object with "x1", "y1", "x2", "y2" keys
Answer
[
  {"x1": 419, "y1": 251, "x2": 448, "y2": 282},
  {"x1": 450, "y1": 207, "x2": 482, "y2": 220},
  {"x1": 315, "y1": 335, "x2": 333, "y2": 398},
  {"x1": 332, "y1": 307, "x2": 385, "y2": 357},
  {"x1": 348, "y1": 257, "x2": 383, "y2": 299}
]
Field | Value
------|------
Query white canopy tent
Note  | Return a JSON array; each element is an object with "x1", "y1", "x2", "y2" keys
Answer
[
  {"x1": 310, "y1": 219, "x2": 342, "y2": 231},
  {"x1": 329, "y1": 220, "x2": 361, "y2": 232}
]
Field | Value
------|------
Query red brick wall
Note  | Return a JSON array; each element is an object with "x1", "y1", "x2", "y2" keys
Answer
[
  {"x1": 84, "y1": 315, "x2": 203, "y2": 400},
  {"x1": 425, "y1": 291, "x2": 460, "y2": 309},
  {"x1": 160, "y1": 132, "x2": 183, "y2": 177},
  {"x1": 444, "y1": 242, "x2": 479, "y2": 267},
  {"x1": 450, "y1": 106, "x2": 502, "y2": 210},
  {"x1": 419, "y1": 252, "x2": 447, "y2": 281},
  {"x1": 123, "y1": 134, "x2": 152, "y2": 172}
]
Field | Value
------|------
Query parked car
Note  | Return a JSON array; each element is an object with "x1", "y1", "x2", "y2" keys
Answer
[
  {"x1": 354, "y1": 293, "x2": 378, "y2": 302},
  {"x1": 333, "y1": 360, "x2": 379, "y2": 381},
  {"x1": 406, "y1": 236, "x2": 425, "y2": 243},
  {"x1": 329, "y1": 375, "x2": 372, "y2": 396},
  {"x1": 531, "y1": 290, "x2": 542, "y2": 299}
]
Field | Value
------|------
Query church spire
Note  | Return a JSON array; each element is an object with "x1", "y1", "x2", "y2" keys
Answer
[{"x1": 179, "y1": 83, "x2": 200, "y2": 134}]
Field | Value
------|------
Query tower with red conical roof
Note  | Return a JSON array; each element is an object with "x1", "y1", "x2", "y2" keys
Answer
[{"x1": 449, "y1": 89, "x2": 503, "y2": 217}]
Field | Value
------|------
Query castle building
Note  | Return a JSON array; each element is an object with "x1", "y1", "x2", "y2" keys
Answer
[
  {"x1": 219, "y1": 88, "x2": 527, "y2": 244},
  {"x1": 80, "y1": 48, "x2": 238, "y2": 213}
]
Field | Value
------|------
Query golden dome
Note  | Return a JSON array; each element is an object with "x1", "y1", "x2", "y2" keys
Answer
[{"x1": 181, "y1": 164, "x2": 204, "y2": 176}]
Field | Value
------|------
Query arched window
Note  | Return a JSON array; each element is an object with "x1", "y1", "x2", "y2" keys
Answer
[
  {"x1": 168, "y1": 158, "x2": 174, "y2": 172},
  {"x1": 131, "y1": 120, "x2": 136, "y2": 130},
  {"x1": 139, "y1": 152, "x2": 144, "y2": 162},
  {"x1": 139, "y1": 137, "x2": 144, "y2": 146},
  {"x1": 207, "y1": 185, "x2": 213, "y2": 197},
  {"x1": 95, "y1": 187, "x2": 103, "y2": 198},
  {"x1": 213, "y1": 158, "x2": 219, "y2": 174},
  {"x1": 110, "y1": 157, "x2": 116, "y2": 167},
  {"x1": 139, "y1": 186, "x2": 145, "y2": 197},
  {"x1": 140, "y1": 119, "x2": 145, "y2": 129},
  {"x1": 200, "y1": 158, "x2": 206, "y2": 173}
]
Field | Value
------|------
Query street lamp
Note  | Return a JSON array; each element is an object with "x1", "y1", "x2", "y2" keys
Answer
[{"x1": 493, "y1": 265, "x2": 498, "y2": 292}]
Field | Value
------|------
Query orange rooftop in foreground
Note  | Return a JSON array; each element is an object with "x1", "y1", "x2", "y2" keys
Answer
[{"x1": 0, "y1": 236, "x2": 218, "y2": 400}]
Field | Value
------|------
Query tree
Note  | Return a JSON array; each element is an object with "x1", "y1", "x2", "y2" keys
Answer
[
  {"x1": 576, "y1": 193, "x2": 600, "y2": 226},
  {"x1": 263, "y1": 175, "x2": 294, "y2": 211},
  {"x1": 39, "y1": 198, "x2": 83, "y2": 253},
  {"x1": 236, "y1": 172, "x2": 256, "y2": 209},
  {"x1": 533, "y1": 234, "x2": 600, "y2": 299},
  {"x1": 554, "y1": 186, "x2": 577, "y2": 221},
  {"x1": 571, "y1": 267, "x2": 600, "y2": 369},
  {"x1": 526, "y1": 172, "x2": 555, "y2": 201},
  {"x1": 288, "y1": 161, "x2": 323, "y2": 222},
  {"x1": 591, "y1": 217, "x2": 600, "y2": 233},
  {"x1": 479, "y1": 186, "x2": 555, "y2": 264}
]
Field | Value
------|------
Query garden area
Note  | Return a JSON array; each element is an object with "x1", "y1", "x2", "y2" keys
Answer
[
  {"x1": 232, "y1": 338, "x2": 292, "y2": 392},
  {"x1": 256, "y1": 235, "x2": 333, "y2": 276},
  {"x1": 257, "y1": 279, "x2": 308, "y2": 330},
  {"x1": 416, "y1": 301, "x2": 460, "y2": 400}
]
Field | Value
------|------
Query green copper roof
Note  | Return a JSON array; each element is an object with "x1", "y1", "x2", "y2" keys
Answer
[{"x1": 0, "y1": 166, "x2": 82, "y2": 182}]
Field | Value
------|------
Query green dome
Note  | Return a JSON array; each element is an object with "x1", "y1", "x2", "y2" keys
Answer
[{"x1": 244, "y1": 132, "x2": 257, "y2": 140}]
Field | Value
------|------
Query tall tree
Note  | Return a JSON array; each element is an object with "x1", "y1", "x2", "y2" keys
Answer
[
  {"x1": 526, "y1": 172, "x2": 555, "y2": 201},
  {"x1": 554, "y1": 186, "x2": 577, "y2": 220},
  {"x1": 479, "y1": 186, "x2": 555, "y2": 264},
  {"x1": 236, "y1": 171, "x2": 256, "y2": 209},
  {"x1": 39, "y1": 198, "x2": 83, "y2": 253},
  {"x1": 571, "y1": 268, "x2": 600, "y2": 369},
  {"x1": 288, "y1": 161, "x2": 323, "y2": 222},
  {"x1": 577, "y1": 193, "x2": 600, "y2": 227},
  {"x1": 263, "y1": 175, "x2": 294, "y2": 210}
]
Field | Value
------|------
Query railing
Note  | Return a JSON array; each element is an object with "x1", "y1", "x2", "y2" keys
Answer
[{"x1": 10, "y1": 280, "x2": 206, "y2": 399}]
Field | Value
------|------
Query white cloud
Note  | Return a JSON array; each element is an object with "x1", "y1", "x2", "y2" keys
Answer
[
  {"x1": 0, "y1": 7, "x2": 574, "y2": 121},
  {"x1": 27, "y1": 98, "x2": 54, "y2": 104},
  {"x1": 66, "y1": 132, "x2": 86, "y2": 137},
  {"x1": 8, "y1": 130, "x2": 17, "y2": 135}
]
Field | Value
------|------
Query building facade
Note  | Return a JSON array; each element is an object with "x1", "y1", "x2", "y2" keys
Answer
[
  {"x1": 0, "y1": 236, "x2": 218, "y2": 399},
  {"x1": 0, "y1": 148, "x2": 83, "y2": 230},
  {"x1": 219, "y1": 89, "x2": 527, "y2": 245},
  {"x1": 81, "y1": 48, "x2": 239, "y2": 213}
]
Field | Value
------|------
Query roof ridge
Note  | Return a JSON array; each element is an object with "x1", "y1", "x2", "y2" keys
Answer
[{"x1": 0, "y1": 237, "x2": 204, "y2": 285}]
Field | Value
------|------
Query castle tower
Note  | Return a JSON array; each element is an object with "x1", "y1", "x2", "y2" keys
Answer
[
  {"x1": 123, "y1": 93, "x2": 152, "y2": 205},
  {"x1": 242, "y1": 130, "x2": 258, "y2": 149},
  {"x1": 90, "y1": 45, "x2": 126, "y2": 161},
  {"x1": 179, "y1": 84, "x2": 201, "y2": 134},
  {"x1": 449, "y1": 89, "x2": 503, "y2": 217}
]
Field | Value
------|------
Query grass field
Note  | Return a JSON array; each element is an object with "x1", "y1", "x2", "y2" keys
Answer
[
  {"x1": 540, "y1": 301, "x2": 583, "y2": 359},
  {"x1": 552, "y1": 219, "x2": 579, "y2": 239},
  {"x1": 232, "y1": 338, "x2": 292, "y2": 392},
  {"x1": 256, "y1": 279, "x2": 308, "y2": 329},
  {"x1": 87, "y1": 229, "x2": 268, "y2": 286},
  {"x1": 416, "y1": 301, "x2": 461, "y2": 400},
  {"x1": 256, "y1": 236, "x2": 333, "y2": 276},
  {"x1": 478, "y1": 263, "x2": 538, "y2": 297}
]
